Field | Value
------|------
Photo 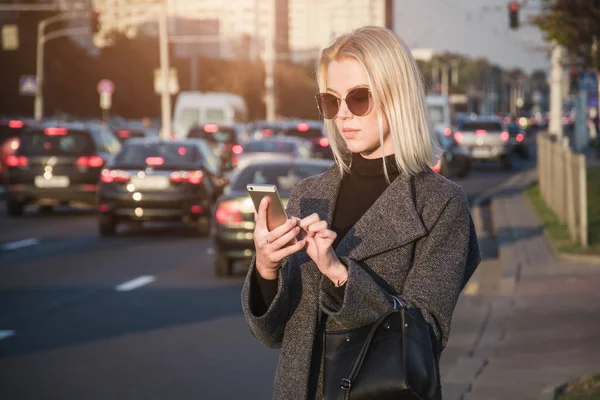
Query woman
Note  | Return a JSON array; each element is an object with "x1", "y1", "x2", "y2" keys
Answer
[{"x1": 241, "y1": 26, "x2": 481, "y2": 399}]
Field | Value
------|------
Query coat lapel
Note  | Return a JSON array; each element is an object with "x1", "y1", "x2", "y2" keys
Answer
[{"x1": 298, "y1": 165, "x2": 428, "y2": 262}]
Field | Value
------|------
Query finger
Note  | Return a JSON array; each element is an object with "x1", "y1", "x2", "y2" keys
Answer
[
  {"x1": 255, "y1": 196, "x2": 269, "y2": 230},
  {"x1": 272, "y1": 225, "x2": 301, "y2": 248},
  {"x1": 299, "y1": 213, "x2": 321, "y2": 231},
  {"x1": 307, "y1": 220, "x2": 328, "y2": 234},
  {"x1": 272, "y1": 238, "x2": 306, "y2": 260},
  {"x1": 267, "y1": 217, "x2": 299, "y2": 242},
  {"x1": 318, "y1": 229, "x2": 337, "y2": 241}
]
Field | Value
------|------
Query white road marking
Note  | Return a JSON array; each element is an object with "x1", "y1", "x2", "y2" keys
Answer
[
  {"x1": 0, "y1": 330, "x2": 15, "y2": 341},
  {"x1": 2, "y1": 238, "x2": 40, "y2": 251},
  {"x1": 115, "y1": 276, "x2": 156, "y2": 292},
  {"x1": 207, "y1": 247, "x2": 214, "y2": 255}
]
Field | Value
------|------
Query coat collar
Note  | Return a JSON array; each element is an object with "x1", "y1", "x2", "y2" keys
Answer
[{"x1": 299, "y1": 164, "x2": 428, "y2": 261}]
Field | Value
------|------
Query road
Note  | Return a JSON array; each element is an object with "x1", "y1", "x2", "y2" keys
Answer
[{"x1": 0, "y1": 152, "x2": 535, "y2": 400}]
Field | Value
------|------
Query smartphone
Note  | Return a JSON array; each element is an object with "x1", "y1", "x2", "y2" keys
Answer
[{"x1": 247, "y1": 184, "x2": 288, "y2": 231}]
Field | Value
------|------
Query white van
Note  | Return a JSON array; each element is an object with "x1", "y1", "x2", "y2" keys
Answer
[
  {"x1": 426, "y1": 95, "x2": 453, "y2": 136},
  {"x1": 172, "y1": 91, "x2": 248, "y2": 140}
]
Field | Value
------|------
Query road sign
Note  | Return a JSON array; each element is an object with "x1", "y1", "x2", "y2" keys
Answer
[
  {"x1": 579, "y1": 71, "x2": 598, "y2": 92},
  {"x1": 19, "y1": 75, "x2": 38, "y2": 96},
  {"x1": 2, "y1": 24, "x2": 19, "y2": 51},
  {"x1": 97, "y1": 79, "x2": 114, "y2": 95},
  {"x1": 100, "y1": 92, "x2": 112, "y2": 110},
  {"x1": 154, "y1": 68, "x2": 179, "y2": 95}
]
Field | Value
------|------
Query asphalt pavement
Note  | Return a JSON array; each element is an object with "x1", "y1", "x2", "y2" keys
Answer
[{"x1": 0, "y1": 151, "x2": 535, "y2": 400}]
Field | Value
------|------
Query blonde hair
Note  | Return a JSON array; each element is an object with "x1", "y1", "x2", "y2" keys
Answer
[{"x1": 316, "y1": 26, "x2": 439, "y2": 179}]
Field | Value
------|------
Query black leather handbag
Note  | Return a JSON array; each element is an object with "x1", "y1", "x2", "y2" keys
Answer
[{"x1": 323, "y1": 299, "x2": 437, "y2": 400}]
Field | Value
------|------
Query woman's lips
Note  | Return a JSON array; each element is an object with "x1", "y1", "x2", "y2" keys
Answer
[{"x1": 342, "y1": 128, "x2": 359, "y2": 139}]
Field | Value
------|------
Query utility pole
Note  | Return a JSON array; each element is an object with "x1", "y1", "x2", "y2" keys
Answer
[
  {"x1": 158, "y1": 1, "x2": 172, "y2": 140},
  {"x1": 549, "y1": 42, "x2": 564, "y2": 139},
  {"x1": 263, "y1": 0, "x2": 276, "y2": 121}
]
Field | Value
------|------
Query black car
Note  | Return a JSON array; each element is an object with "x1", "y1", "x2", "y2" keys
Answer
[
  {"x1": 97, "y1": 138, "x2": 228, "y2": 236},
  {"x1": 280, "y1": 120, "x2": 334, "y2": 159},
  {"x1": 187, "y1": 123, "x2": 247, "y2": 170},
  {"x1": 433, "y1": 131, "x2": 470, "y2": 178},
  {"x1": 507, "y1": 122, "x2": 530, "y2": 159},
  {"x1": 0, "y1": 118, "x2": 33, "y2": 184},
  {"x1": 4, "y1": 122, "x2": 121, "y2": 215},
  {"x1": 212, "y1": 158, "x2": 334, "y2": 276}
]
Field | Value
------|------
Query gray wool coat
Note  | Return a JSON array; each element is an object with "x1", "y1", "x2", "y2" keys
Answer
[{"x1": 241, "y1": 164, "x2": 481, "y2": 400}]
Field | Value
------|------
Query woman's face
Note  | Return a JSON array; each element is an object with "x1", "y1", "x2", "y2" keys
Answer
[{"x1": 326, "y1": 57, "x2": 392, "y2": 159}]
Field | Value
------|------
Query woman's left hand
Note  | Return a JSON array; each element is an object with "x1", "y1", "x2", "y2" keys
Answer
[{"x1": 299, "y1": 213, "x2": 348, "y2": 286}]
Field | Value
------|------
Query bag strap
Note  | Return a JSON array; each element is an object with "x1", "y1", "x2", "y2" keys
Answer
[{"x1": 341, "y1": 308, "x2": 403, "y2": 391}]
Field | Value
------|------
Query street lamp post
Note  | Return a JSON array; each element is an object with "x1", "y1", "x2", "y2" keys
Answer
[{"x1": 158, "y1": 3, "x2": 172, "y2": 140}]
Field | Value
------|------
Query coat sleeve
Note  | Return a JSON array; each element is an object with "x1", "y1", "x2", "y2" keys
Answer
[
  {"x1": 240, "y1": 182, "x2": 302, "y2": 349},
  {"x1": 320, "y1": 191, "x2": 481, "y2": 352}
]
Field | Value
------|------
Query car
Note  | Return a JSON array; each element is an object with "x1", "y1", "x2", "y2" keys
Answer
[
  {"x1": 4, "y1": 122, "x2": 121, "y2": 216},
  {"x1": 279, "y1": 120, "x2": 333, "y2": 159},
  {"x1": 431, "y1": 130, "x2": 470, "y2": 178},
  {"x1": 97, "y1": 138, "x2": 229, "y2": 236},
  {"x1": 506, "y1": 122, "x2": 530, "y2": 159},
  {"x1": 0, "y1": 118, "x2": 33, "y2": 184},
  {"x1": 212, "y1": 157, "x2": 334, "y2": 276},
  {"x1": 453, "y1": 115, "x2": 513, "y2": 170},
  {"x1": 246, "y1": 120, "x2": 286, "y2": 141},
  {"x1": 187, "y1": 123, "x2": 248, "y2": 170},
  {"x1": 234, "y1": 137, "x2": 313, "y2": 170}
]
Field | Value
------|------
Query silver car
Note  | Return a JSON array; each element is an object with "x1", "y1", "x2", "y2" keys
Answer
[{"x1": 453, "y1": 116, "x2": 513, "y2": 170}]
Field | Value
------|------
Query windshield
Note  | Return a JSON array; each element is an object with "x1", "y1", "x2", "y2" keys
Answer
[
  {"x1": 178, "y1": 109, "x2": 200, "y2": 133},
  {"x1": 284, "y1": 126, "x2": 322, "y2": 139},
  {"x1": 116, "y1": 142, "x2": 199, "y2": 166},
  {"x1": 18, "y1": 130, "x2": 95, "y2": 155},
  {"x1": 188, "y1": 126, "x2": 237, "y2": 144},
  {"x1": 243, "y1": 141, "x2": 296, "y2": 154},
  {"x1": 232, "y1": 163, "x2": 330, "y2": 193},
  {"x1": 459, "y1": 122, "x2": 503, "y2": 132}
]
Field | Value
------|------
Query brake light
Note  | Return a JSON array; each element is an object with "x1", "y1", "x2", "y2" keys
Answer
[
  {"x1": 215, "y1": 200, "x2": 243, "y2": 225},
  {"x1": 297, "y1": 123, "x2": 309, "y2": 132},
  {"x1": 190, "y1": 205, "x2": 204, "y2": 214},
  {"x1": 232, "y1": 144, "x2": 243, "y2": 154},
  {"x1": 475, "y1": 129, "x2": 487, "y2": 136},
  {"x1": 6, "y1": 155, "x2": 28, "y2": 167},
  {"x1": 118, "y1": 129, "x2": 131, "y2": 138},
  {"x1": 146, "y1": 157, "x2": 164, "y2": 166},
  {"x1": 454, "y1": 131, "x2": 462, "y2": 143},
  {"x1": 9, "y1": 120, "x2": 23, "y2": 129},
  {"x1": 77, "y1": 156, "x2": 104, "y2": 168},
  {"x1": 319, "y1": 137, "x2": 330, "y2": 147},
  {"x1": 501, "y1": 131, "x2": 509, "y2": 141},
  {"x1": 516, "y1": 133, "x2": 524, "y2": 142},
  {"x1": 98, "y1": 204, "x2": 110, "y2": 212},
  {"x1": 262, "y1": 128, "x2": 273, "y2": 137},
  {"x1": 444, "y1": 127, "x2": 452, "y2": 136},
  {"x1": 100, "y1": 169, "x2": 130, "y2": 183},
  {"x1": 45, "y1": 127, "x2": 67, "y2": 135},
  {"x1": 178, "y1": 147, "x2": 187, "y2": 156},
  {"x1": 170, "y1": 170, "x2": 204, "y2": 184},
  {"x1": 204, "y1": 124, "x2": 219, "y2": 133}
]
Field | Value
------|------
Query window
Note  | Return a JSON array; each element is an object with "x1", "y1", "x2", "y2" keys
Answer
[
  {"x1": 243, "y1": 141, "x2": 296, "y2": 154},
  {"x1": 232, "y1": 163, "x2": 330, "y2": 193},
  {"x1": 459, "y1": 122, "x2": 503, "y2": 132},
  {"x1": 205, "y1": 108, "x2": 226, "y2": 122},
  {"x1": 18, "y1": 130, "x2": 96, "y2": 155},
  {"x1": 116, "y1": 142, "x2": 199, "y2": 166},
  {"x1": 428, "y1": 106, "x2": 445, "y2": 124}
]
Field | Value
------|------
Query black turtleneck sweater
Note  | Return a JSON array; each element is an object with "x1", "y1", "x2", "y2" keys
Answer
[{"x1": 250, "y1": 152, "x2": 400, "y2": 399}]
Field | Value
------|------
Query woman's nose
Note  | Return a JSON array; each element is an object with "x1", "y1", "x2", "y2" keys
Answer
[{"x1": 337, "y1": 99, "x2": 353, "y2": 120}]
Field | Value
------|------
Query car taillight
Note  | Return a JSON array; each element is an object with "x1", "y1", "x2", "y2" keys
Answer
[
  {"x1": 475, "y1": 129, "x2": 487, "y2": 136},
  {"x1": 232, "y1": 144, "x2": 243, "y2": 154},
  {"x1": 215, "y1": 200, "x2": 243, "y2": 225},
  {"x1": 45, "y1": 127, "x2": 67, "y2": 135},
  {"x1": 454, "y1": 131, "x2": 462, "y2": 143},
  {"x1": 170, "y1": 170, "x2": 203, "y2": 184},
  {"x1": 6, "y1": 155, "x2": 28, "y2": 167},
  {"x1": 77, "y1": 156, "x2": 104, "y2": 168},
  {"x1": 297, "y1": 123, "x2": 309, "y2": 132},
  {"x1": 516, "y1": 133, "x2": 524, "y2": 143},
  {"x1": 444, "y1": 127, "x2": 452, "y2": 136},
  {"x1": 9, "y1": 120, "x2": 23, "y2": 129},
  {"x1": 319, "y1": 138, "x2": 330, "y2": 147},
  {"x1": 501, "y1": 131, "x2": 509, "y2": 141},
  {"x1": 118, "y1": 130, "x2": 131, "y2": 138},
  {"x1": 146, "y1": 157, "x2": 164, "y2": 166},
  {"x1": 101, "y1": 169, "x2": 130, "y2": 183}
]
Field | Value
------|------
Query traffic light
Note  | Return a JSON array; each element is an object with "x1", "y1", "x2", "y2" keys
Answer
[
  {"x1": 508, "y1": 1, "x2": 520, "y2": 29},
  {"x1": 91, "y1": 11, "x2": 100, "y2": 35}
]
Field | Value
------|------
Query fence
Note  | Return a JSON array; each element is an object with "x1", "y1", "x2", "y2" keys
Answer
[{"x1": 537, "y1": 133, "x2": 588, "y2": 247}]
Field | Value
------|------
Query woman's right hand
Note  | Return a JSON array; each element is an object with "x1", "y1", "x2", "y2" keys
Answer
[{"x1": 254, "y1": 196, "x2": 306, "y2": 280}]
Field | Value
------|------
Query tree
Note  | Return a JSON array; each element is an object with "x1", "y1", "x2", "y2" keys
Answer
[{"x1": 535, "y1": 0, "x2": 600, "y2": 71}]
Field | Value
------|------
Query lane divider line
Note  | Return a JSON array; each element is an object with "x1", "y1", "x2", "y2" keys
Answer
[
  {"x1": 1, "y1": 238, "x2": 40, "y2": 251},
  {"x1": 115, "y1": 276, "x2": 156, "y2": 292},
  {"x1": 0, "y1": 330, "x2": 15, "y2": 341}
]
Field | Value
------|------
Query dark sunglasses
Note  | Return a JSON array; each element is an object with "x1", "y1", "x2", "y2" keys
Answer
[{"x1": 315, "y1": 87, "x2": 373, "y2": 119}]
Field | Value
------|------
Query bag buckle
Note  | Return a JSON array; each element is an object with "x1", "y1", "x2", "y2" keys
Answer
[{"x1": 340, "y1": 378, "x2": 352, "y2": 391}]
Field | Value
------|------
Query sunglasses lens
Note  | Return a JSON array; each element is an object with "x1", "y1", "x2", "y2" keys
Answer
[
  {"x1": 346, "y1": 88, "x2": 372, "y2": 116},
  {"x1": 317, "y1": 94, "x2": 339, "y2": 119}
]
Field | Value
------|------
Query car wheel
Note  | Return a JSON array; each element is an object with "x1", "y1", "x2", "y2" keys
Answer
[
  {"x1": 196, "y1": 218, "x2": 211, "y2": 237},
  {"x1": 98, "y1": 214, "x2": 117, "y2": 237},
  {"x1": 215, "y1": 253, "x2": 233, "y2": 277},
  {"x1": 6, "y1": 197, "x2": 24, "y2": 217},
  {"x1": 501, "y1": 155, "x2": 513, "y2": 171}
]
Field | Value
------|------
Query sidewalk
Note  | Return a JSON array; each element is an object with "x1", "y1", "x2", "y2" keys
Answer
[{"x1": 459, "y1": 169, "x2": 600, "y2": 399}]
